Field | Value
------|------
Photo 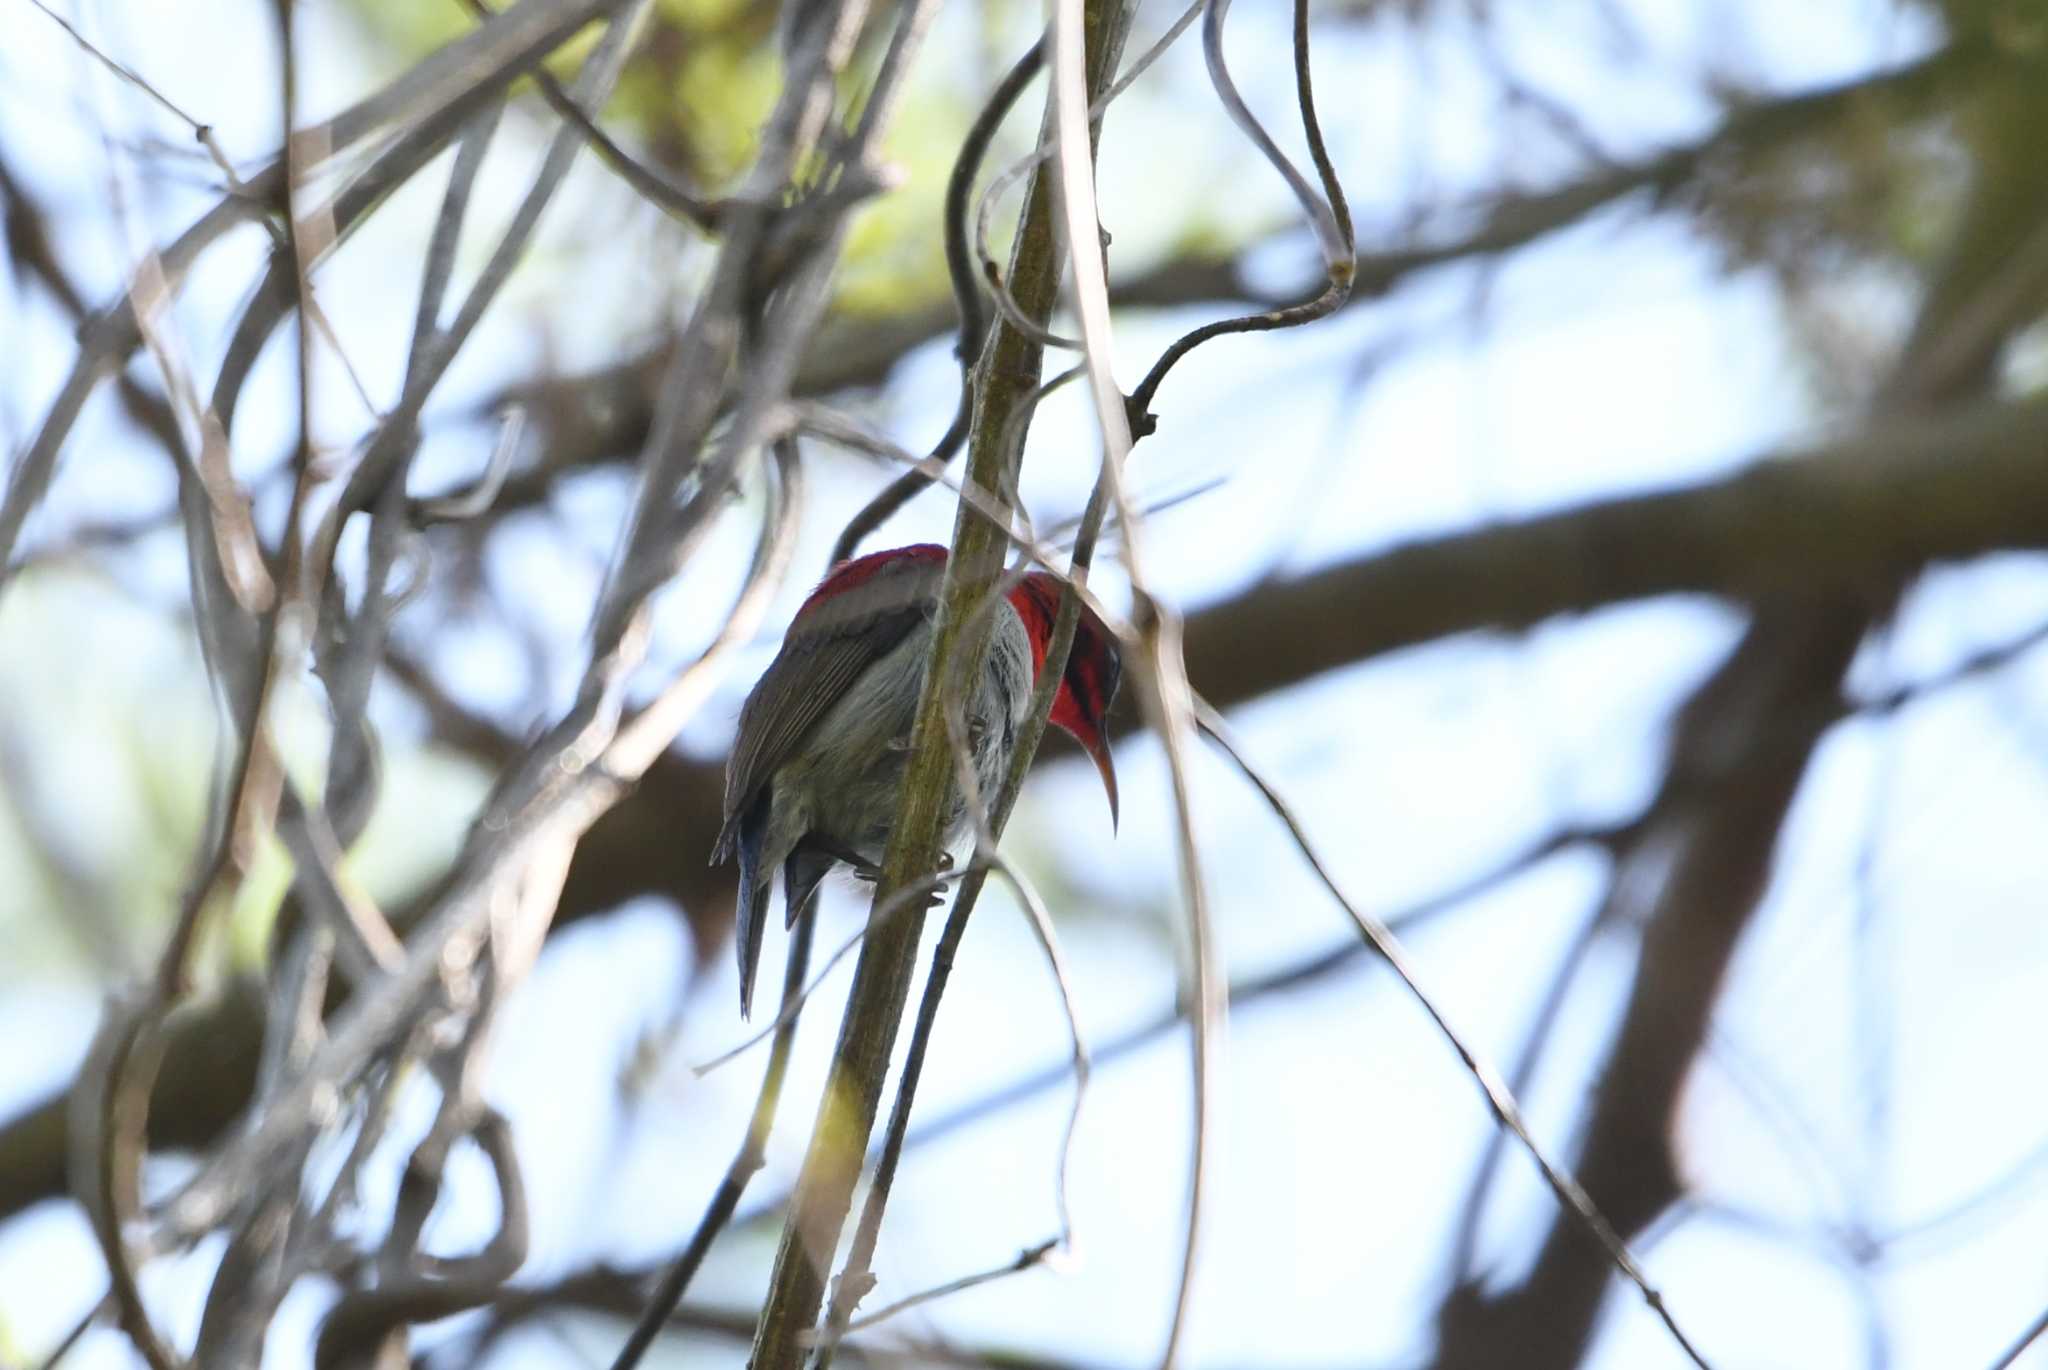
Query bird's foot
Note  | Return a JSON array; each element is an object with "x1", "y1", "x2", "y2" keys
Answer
[
  {"x1": 849, "y1": 856, "x2": 951, "y2": 912},
  {"x1": 852, "y1": 867, "x2": 945, "y2": 910}
]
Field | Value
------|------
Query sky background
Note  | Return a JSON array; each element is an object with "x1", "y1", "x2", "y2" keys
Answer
[{"x1": 3, "y1": 0, "x2": 2048, "y2": 1366}]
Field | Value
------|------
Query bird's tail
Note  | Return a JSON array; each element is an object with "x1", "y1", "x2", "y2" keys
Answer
[{"x1": 734, "y1": 806, "x2": 772, "y2": 1019}]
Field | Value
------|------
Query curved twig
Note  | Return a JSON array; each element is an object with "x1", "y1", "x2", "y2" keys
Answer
[
  {"x1": 1197, "y1": 0, "x2": 1345, "y2": 269},
  {"x1": 1046, "y1": 4, "x2": 1226, "y2": 1361},
  {"x1": 689, "y1": 867, "x2": 975, "y2": 1078},
  {"x1": 410, "y1": 406, "x2": 524, "y2": 524},
  {"x1": 457, "y1": 0, "x2": 726, "y2": 231},
  {"x1": 829, "y1": 37, "x2": 1049, "y2": 567},
  {"x1": 606, "y1": 913, "x2": 817, "y2": 1370},
  {"x1": 1193, "y1": 700, "x2": 1714, "y2": 1370},
  {"x1": 1125, "y1": 0, "x2": 1355, "y2": 430},
  {"x1": 970, "y1": 0, "x2": 1205, "y2": 350}
]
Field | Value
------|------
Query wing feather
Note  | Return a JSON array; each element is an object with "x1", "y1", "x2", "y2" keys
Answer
[{"x1": 714, "y1": 555, "x2": 941, "y2": 858}]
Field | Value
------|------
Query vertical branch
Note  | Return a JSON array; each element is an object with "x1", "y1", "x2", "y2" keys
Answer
[
  {"x1": 748, "y1": 5, "x2": 1133, "y2": 1365},
  {"x1": 1049, "y1": 0, "x2": 1221, "y2": 1362}
]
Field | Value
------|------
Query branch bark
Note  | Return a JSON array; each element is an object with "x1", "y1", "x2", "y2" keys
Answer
[
  {"x1": 5, "y1": 386, "x2": 2048, "y2": 1226},
  {"x1": 747, "y1": 5, "x2": 1133, "y2": 1362}
]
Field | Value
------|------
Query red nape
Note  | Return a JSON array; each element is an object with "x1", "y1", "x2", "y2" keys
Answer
[
  {"x1": 1005, "y1": 574, "x2": 1096, "y2": 738},
  {"x1": 799, "y1": 542, "x2": 947, "y2": 613},
  {"x1": 1003, "y1": 574, "x2": 1062, "y2": 678}
]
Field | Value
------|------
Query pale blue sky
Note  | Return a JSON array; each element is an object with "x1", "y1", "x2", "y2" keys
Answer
[{"x1": 3, "y1": 1, "x2": 2046, "y2": 1367}]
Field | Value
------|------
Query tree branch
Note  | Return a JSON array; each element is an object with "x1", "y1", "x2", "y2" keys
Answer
[
  {"x1": 748, "y1": 4, "x2": 1133, "y2": 1362},
  {"x1": 4, "y1": 389, "x2": 2046, "y2": 1225}
]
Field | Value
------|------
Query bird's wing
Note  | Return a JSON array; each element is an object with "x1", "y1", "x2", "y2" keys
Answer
[{"x1": 714, "y1": 557, "x2": 941, "y2": 858}]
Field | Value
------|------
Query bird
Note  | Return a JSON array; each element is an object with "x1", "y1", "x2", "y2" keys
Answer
[{"x1": 712, "y1": 542, "x2": 1121, "y2": 1017}]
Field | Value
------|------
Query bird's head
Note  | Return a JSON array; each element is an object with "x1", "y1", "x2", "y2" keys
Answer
[{"x1": 1007, "y1": 571, "x2": 1122, "y2": 828}]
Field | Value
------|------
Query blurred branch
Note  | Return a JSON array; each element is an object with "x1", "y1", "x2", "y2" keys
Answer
[
  {"x1": 1446, "y1": 905, "x2": 1612, "y2": 1282},
  {"x1": 733, "y1": 816, "x2": 1635, "y2": 1233},
  {"x1": 750, "y1": 3, "x2": 1133, "y2": 1362},
  {"x1": 1195, "y1": 701, "x2": 1710, "y2": 1366},
  {"x1": 7, "y1": 387, "x2": 2048, "y2": 1226},
  {"x1": 1427, "y1": 44, "x2": 2048, "y2": 1367},
  {"x1": 415, "y1": 825, "x2": 1601, "y2": 1362},
  {"x1": 0, "y1": 157, "x2": 184, "y2": 463},
  {"x1": 0, "y1": 0, "x2": 631, "y2": 587},
  {"x1": 1430, "y1": 598, "x2": 1870, "y2": 1370},
  {"x1": 456, "y1": 0, "x2": 727, "y2": 230},
  {"x1": 480, "y1": 29, "x2": 1989, "y2": 498}
]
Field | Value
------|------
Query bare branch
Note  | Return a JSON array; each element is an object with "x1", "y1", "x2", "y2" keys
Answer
[
  {"x1": 1049, "y1": 2, "x2": 1222, "y2": 1358},
  {"x1": 1193, "y1": 702, "x2": 1713, "y2": 1369},
  {"x1": 0, "y1": 0, "x2": 633, "y2": 587},
  {"x1": 750, "y1": 5, "x2": 1136, "y2": 1363}
]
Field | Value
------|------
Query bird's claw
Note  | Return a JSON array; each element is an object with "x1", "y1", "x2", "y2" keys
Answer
[{"x1": 850, "y1": 857, "x2": 950, "y2": 911}]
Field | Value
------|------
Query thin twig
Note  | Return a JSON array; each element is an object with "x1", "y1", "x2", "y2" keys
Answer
[
  {"x1": 456, "y1": 0, "x2": 727, "y2": 230},
  {"x1": 828, "y1": 35, "x2": 1049, "y2": 567},
  {"x1": 811, "y1": 838, "x2": 1093, "y2": 1364},
  {"x1": 1049, "y1": 4, "x2": 1222, "y2": 1363},
  {"x1": 826, "y1": 1239, "x2": 1060, "y2": 1339},
  {"x1": 730, "y1": 816, "x2": 1628, "y2": 1232},
  {"x1": 1985, "y1": 1303, "x2": 2048, "y2": 1370},
  {"x1": 748, "y1": 4, "x2": 1134, "y2": 1362},
  {"x1": 31, "y1": 1297, "x2": 107, "y2": 1370},
  {"x1": 1124, "y1": 0, "x2": 1354, "y2": 429},
  {"x1": 24, "y1": 0, "x2": 241, "y2": 186},
  {"x1": 816, "y1": 854, "x2": 1087, "y2": 1353},
  {"x1": 691, "y1": 868, "x2": 975, "y2": 1077},
  {"x1": 1445, "y1": 904, "x2": 1610, "y2": 1282},
  {"x1": 606, "y1": 913, "x2": 817, "y2": 1370},
  {"x1": 1192, "y1": 701, "x2": 1714, "y2": 1370}
]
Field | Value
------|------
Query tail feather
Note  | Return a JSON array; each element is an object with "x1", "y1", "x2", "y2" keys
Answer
[
  {"x1": 783, "y1": 845, "x2": 837, "y2": 933},
  {"x1": 734, "y1": 803, "x2": 772, "y2": 1019}
]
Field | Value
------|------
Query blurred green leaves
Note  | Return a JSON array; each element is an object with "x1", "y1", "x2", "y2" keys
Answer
[{"x1": 0, "y1": 569, "x2": 490, "y2": 987}]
